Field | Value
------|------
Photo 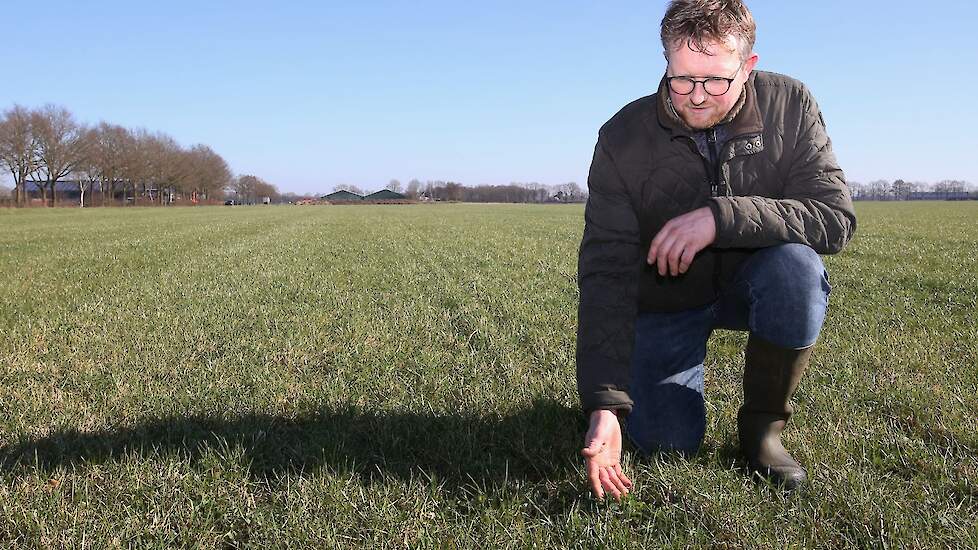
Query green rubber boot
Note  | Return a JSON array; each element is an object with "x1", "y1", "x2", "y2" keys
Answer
[{"x1": 737, "y1": 334, "x2": 813, "y2": 490}]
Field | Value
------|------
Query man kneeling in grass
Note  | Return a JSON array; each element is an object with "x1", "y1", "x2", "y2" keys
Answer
[{"x1": 576, "y1": 0, "x2": 856, "y2": 499}]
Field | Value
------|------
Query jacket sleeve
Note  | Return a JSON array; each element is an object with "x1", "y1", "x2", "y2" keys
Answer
[
  {"x1": 707, "y1": 87, "x2": 857, "y2": 254},
  {"x1": 576, "y1": 134, "x2": 642, "y2": 414}
]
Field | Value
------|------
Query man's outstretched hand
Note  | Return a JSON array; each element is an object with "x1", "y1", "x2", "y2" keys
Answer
[
  {"x1": 647, "y1": 206, "x2": 717, "y2": 276},
  {"x1": 581, "y1": 409, "x2": 632, "y2": 501}
]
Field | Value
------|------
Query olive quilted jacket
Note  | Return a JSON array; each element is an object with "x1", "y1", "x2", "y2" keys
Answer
[{"x1": 576, "y1": 70, "x2": 856, "y2": 413}]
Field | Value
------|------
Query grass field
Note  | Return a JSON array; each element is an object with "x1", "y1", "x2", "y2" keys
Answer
[{"x1": 0, "y1": 202, "x2": 976, "y2": 548}]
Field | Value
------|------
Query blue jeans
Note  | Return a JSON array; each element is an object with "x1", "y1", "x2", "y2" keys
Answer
[{"x1": 626, "y1": 243, "x2": 832, "y2": 455}]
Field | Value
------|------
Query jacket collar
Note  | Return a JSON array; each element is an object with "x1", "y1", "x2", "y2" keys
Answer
[{"x1": 653, "y1": 71, "x2": 763, "y2": 138}]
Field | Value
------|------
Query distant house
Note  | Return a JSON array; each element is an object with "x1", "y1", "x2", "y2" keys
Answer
[
  {"x1": 364, "y1": 189, "x2": 406, "y2": 200},
  {"x1": 25, "y1": 180, "x2": 101, "y2": 197},
  {"x1": 322, "y1": 190, "x2": 363, "y2": 202},
  {"x1": 24, "y1": 180, "x2": 120, "y2": 204},
  {"x1": 548, "y1": 190, "x2": 585, "y2": 203}
]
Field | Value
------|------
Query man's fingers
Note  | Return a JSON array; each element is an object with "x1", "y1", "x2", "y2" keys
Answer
[
  {"x1": 605, "y1": 467, "x2": 630, "y2": 497},
  {"x1": 588, "y1": 461, "x2": 604, "y2": 500},
  {"x1": 652, "y1": 208, "x2": 717, "y2": 275},
  {"x1": 678, "y1": 245, "x2": 697, "y2": 274},
  {"x1": 653, "y1": 235, "x2": 678, "y2": 276},
  {"x1": 590, "y1": 478, "x2": 604, "y2": 500},
  {"x1": 659, "y1": 239, "x2": 679, "y2": 276},
  {"x1": 649, "y1": 220, "x2": 677, "y2": 264},
  {"x1": 648, "y1": 224, "x2": 671, "y2": 263},
  {"x1": 613, "y1": 463, "x2": 633, "y2": 488},
  {"x1": 598, "y1": 468, "x2": 622, "y2": 500},
  {"x1": 667, "y1": 243, "x2": 685, "y2": 276},
  {"x1": 585, "y1": 458, "x2": 604, "y2": 498}
]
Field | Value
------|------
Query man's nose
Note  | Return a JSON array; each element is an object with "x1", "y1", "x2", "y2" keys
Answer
[{"x1": 690, "y1": 82, "x2": 708, "y2": 105}]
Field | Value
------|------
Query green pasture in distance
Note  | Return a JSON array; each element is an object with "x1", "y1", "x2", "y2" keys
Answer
[{"x1": 0, "y1": 202, "x2": 975, "y2": 548}]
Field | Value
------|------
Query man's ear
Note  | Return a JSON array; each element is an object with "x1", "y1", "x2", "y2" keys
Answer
[{"x1": 744, "y1": 53, "x2": 759, "y2": 74}]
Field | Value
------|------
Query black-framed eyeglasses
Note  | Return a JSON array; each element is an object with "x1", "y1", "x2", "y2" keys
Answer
[{"x1": 667, "y1": 61, "x2": 744, "y2": 96}]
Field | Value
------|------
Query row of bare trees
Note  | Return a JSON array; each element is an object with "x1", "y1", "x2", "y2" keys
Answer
[
  {"x1": 230, "y1": 174, "x2": 281, "y2": 204},
  {"x1": 333, "y1": 179, "x2": 586, "y2": 203},
  {"x1": 849, "y1": 179, "x2": 976, "y2": 201},
  {"x1": 0, "y1": 104, "x2": 234, "y2": 207},
  {"x1": 395, "y1": 179, "x2": 584, "y2": 202}
]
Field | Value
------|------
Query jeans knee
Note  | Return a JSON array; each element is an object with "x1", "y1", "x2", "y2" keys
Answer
[
  {"x1": 748, "y1": 244, "x2": 830, "y2": 348},
  {"x1": 756, "y1": 244, "x2": 830, "y2": 301}
]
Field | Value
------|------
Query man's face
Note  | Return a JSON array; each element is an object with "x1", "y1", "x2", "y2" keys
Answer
[{"x1": 665, "y1": 38, "x2": 757, "y2": 130}]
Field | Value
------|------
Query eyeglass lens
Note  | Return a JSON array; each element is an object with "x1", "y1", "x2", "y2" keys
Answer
[{"x1": 669, "y1": 78, "x2": 730, "y2": 96}]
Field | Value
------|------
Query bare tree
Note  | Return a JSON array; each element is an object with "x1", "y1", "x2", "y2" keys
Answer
[
  {"x1": 233, "y1": 175, "x2": 279, "y2": 204},
  {"x1": 186, "y1": 144, "x2": 231, "y2": 203},
  {"x1": 149, "y1": 133, "x2": 191, "y2": 205},
  {"x1": 75, "y1": 128, "x2": 101, "y2": 207},
  {"x1": 122, "y1": 128, "x2": 155, "y2": 203},
  {"x1": 891, "y1": 179, "x2": 918, "y2": 200},
  {"x1": 119, "y1": 131, "x2": 188, "y2": 205},
  {"x1": 254, "y1": 179, "x2": 279, "y2": 203},
  {"x1": 0, "y1": 105, "x2": 39, "y2": 206},
  {"x1": 562, "y1": 182, "x2": 584, "y2": 202},
  {"x1": 405, "y1": 178, "x2": 421, "y2": 199},
  {"x1": 386, "y1": 179, "x2": 402, "y2": 193},
  {"x1": 934, "y1": 180, "x2": 967, "y2": 193},
  {"x1": 89, "y1": 122, "x2": 131, "y2": 205},
  {"x1": 32, "y1": 105, "x2": 89, "y2": 206},
  {"x1": 867, "y1": 179, "x2": 891, "y2": 201},
  {"x1": 233, "y1": 174, "x2": 278, "y2": 203},
  {"x1": 443, "y1": 182, "x2": 464, "y2": 201},
  {"x1": 234, "y1": 174, "x2": 257, "y2": 203}
]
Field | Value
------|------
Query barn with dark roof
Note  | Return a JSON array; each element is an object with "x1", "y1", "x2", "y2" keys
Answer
[
  {"x1": 322, "y1": 190, "x2": 363, "y2": 202},
  {"x1": 364, "y1": 189, "x2": 406, "y2": 200}
]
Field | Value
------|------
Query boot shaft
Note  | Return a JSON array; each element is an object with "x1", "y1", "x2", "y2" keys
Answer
[
  {"x1": 741, "y1": 334, "x2": 813, "y2": 417},
  {"x1": 738, "y1": 334, "x2": 813, "y2": 490}
]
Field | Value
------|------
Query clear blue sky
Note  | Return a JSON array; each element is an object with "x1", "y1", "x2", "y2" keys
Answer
[{"x1": 4, "y1": 1, "x2": 976, "y2": 194}]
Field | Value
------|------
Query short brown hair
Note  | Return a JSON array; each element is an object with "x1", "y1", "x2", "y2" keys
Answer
[{"x1": 661, "y1": 0, "x2": 756, "y2": 61}]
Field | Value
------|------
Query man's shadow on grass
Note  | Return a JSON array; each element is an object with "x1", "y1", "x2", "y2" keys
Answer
[{"x1": 0, "y1": 398, "x2": 586, "y2": 489}]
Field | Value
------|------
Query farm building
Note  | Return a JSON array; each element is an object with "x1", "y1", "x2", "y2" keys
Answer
[
  {"x1": 22, "y1": 180, "x2": 126, "y2": 204},
  {"x1": 24, "y1": 180, "x2": 107, "y2": 200},
  {"x1": 322, "y1": 190, "x2": 363, "y2": 202},
  {"x1": 20, "y1": 180, "x2": 215, "y2": 205},
  {"x1": 364, "y1": 189, "x2": 406, "y2": 200}
]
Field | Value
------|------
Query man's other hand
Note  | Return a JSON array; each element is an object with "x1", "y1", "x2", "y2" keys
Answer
[
  {"x1": 581, "y1": 409, "x2": 632, "y2": 501},
  {"x1": 647, "y1": 206, "x2": 717, "y2": 276}
]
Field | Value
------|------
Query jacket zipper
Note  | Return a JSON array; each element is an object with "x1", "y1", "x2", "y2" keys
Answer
[
  {"x1": 705, "y1": 128, "x2": 723, "y2": 295},
  {"x1": 706, "y1": 128, "x2": 720, "y2": 197},
  {"x1": 703, "y1": 131, "x2": 761, "y2": 291},
  {"x1": 707, "y1": 129, "x2": 722, "y2": 196}
]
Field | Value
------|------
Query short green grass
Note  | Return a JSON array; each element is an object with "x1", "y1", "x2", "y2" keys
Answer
[{"x1": 0, "y1": 202, "x2": 975, "y2": 548}]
